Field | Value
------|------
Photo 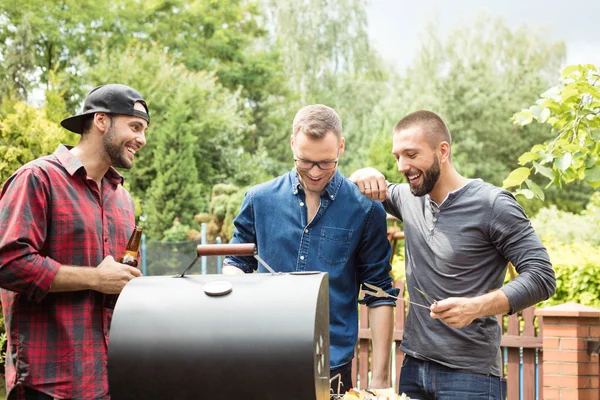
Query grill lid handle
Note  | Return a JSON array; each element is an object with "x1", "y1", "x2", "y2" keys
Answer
[
  {"x1": 196, "y1": 243, "x2": 257, "y2": 257},
  {"x1": 177, "y1": 243, "x2": 257, "y2": 278}
]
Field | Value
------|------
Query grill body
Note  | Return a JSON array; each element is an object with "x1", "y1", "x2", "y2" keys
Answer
[{"x1": 108, "y1": 272, "x2": 330, "y2": 399}]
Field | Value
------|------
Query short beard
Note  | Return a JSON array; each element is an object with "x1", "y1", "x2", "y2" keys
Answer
[
  {"x1": 103, "y1": 118, "x2": 132, "y2": 169},
  {"x1": 409, "y1": 154, "x2": 440, "y2": 197}
]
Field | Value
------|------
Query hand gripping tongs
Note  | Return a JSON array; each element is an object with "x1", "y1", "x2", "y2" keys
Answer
[{"x1": 361, "y1": 282, "x2": 434, "y2": 310}]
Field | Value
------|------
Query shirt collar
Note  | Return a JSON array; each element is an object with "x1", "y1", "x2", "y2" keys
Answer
[
  {"x1": 427, "y1": 178, "x2": 479, "y2": 208},
  {"x1": 290, "y1": 168, "x2": 343, "y2": 201},
  {"x1": 54, "y1": 144, "x2": 124, "y2": 185}
]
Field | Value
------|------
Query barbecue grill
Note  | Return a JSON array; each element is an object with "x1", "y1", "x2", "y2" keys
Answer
[{"x1": 108, "y1": 244, "x2": 331, "y2": 400}]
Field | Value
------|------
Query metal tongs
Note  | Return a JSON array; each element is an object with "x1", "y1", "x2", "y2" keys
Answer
[
  {"x1": 361, "y1": 282, "x2": 433, "y2": 310},
  {"x1": 414, "y1": 286, "x2": 438, "y2": 307}
]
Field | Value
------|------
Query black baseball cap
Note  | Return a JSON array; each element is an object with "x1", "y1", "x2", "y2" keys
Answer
[{"x1": 60, "y1": 84, "x2": 150, "y2": 134}]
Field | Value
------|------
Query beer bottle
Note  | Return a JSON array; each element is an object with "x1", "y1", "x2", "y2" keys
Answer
[{"x1": 119, "y1": 226, "x2": 143, "y2": 267}]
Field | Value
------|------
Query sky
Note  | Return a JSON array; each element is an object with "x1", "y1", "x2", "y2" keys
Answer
[{"x1": 366, "y1": 0, "x2": 600, "y2": 71}]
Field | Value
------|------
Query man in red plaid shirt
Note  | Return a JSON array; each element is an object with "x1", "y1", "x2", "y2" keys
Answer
[{"x1": 0, "y1": 84, "x2": 149, "y2": 399}]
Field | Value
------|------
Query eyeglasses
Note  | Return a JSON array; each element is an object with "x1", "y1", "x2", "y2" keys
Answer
[
  {"x1": 294, "y1": 158, "x2": 338, "y2": 170},
  {"x1": 294, "y1": 149, "x2": 340, "y2": 171}
]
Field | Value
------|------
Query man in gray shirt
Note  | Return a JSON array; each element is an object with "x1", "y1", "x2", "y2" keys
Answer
[{"x1": 351, "y1": 110, "x2": 555, "y2": 399}]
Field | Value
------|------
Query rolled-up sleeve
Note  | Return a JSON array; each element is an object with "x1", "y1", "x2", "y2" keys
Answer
[
  {"x1": 356, "y1": 201, "x2": 399, "y2": 307},
  {"x1": 0, "y1": 168, "x2": 61, "y2": 302}
]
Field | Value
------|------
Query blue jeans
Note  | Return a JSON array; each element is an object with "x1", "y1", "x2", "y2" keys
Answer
[{"x1": 399, "y1": 356, "x2": 507, "y2": 400}]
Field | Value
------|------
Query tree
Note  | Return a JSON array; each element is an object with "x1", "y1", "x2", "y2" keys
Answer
[
  {"x1": 0, "y1": 13, "x2": 36, "y2": 101},
  {"x1": 0, "y1": 0, "x2": 290, "y2": 148},
  {"x1": 263, "y1": 0, "x2": 396, "y2": 171},
  {"x1": 504, "y1": 64, "x2": 600, "y2": 199}
]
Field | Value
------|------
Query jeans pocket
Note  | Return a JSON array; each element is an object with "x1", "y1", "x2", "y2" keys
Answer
[{"x1": 317, "y1": 227, "x2": 352, "y2": 266}]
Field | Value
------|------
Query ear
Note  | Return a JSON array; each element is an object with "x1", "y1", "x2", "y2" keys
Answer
[
  {"x1": 290, "y1": 134, "x2": 295, "y2": 152},
  {"x1": 94, "y1": 113, "x2": 111, "y2": 133},
  {"x1": 438, "y1": 141, "x2": 450, "y2": 163},
  {"x1": 338, "y1": 137, "x2": 345, "y2": 157}
]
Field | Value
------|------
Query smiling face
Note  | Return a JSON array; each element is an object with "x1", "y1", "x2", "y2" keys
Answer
[
  {"x1": 392, "y1": 126, "x2": 442, "y2": 197},
  {"x1": 103, "y1": 102, "x2": 148, "y2": 169},
  {"x1": 291, "y1": 130, "x2": 344, "y2": 194}
]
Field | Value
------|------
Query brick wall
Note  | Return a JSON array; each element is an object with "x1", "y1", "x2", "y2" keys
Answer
[{"x1": 536, "y1": 302, "x2": 600, "y2": 400}]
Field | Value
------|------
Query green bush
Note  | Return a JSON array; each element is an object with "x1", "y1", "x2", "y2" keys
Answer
[
  {"x1": 542, "y1": 242, "x2": 600, "y2": 308},
  {"x1": 530, "y1": 193, "x2": 600, "y2": 247}
]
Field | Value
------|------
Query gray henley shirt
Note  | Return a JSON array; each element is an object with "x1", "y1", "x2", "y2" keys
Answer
[{"x1": 385, "y1": 179, "x2": 555, "y2": 376}]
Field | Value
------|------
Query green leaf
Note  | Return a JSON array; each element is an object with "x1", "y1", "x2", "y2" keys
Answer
[
  {"x1": 524, "y1": 179, "x2": 545, "y2": 201},
  {"x1": 530, "y1": 105, "x2": 544, "y2": 120},
  {"x1": 541, "y1": 86, "x2": 560, "y2": 100},
  {"x1": 561, "y1": 65, "x2": 580, "y2": 78},
  {"x1": 518, "y1": 151, "x2": 540, "y2": 165},
  {"x1": 515, "y1": 189, "x2": 534, "y2": 199},
  {"x1": 513, "y1": 110, "x2": 533, "y2": 126},
  {"x1": 503, "y1": 167, "x2": 531, "y2": 188},
  {"x1": 533, "y1": 162, "x2": 555, "y2": 181},
  {"x1": 585, "y1": 157, "x2": 598, "y2": 168},
  {"x1": 585, "y1": 165, "x2": 600, "y2": 182},
  {"x1": 589, "y1": 180, "x2": 600, "y2": 189},
  {"x1": 560, "y1": 86, "x2": 579, "y2": 103},
  {"x1": 557, "y1": 152, "x2": 573, "y2": 171},
  {"x1": 539, "y1": 107, "x2": 551, "y2": 123}
]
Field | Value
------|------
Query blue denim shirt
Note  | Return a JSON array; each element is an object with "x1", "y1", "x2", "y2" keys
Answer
[{"x1": 225, "y1": 169, "x2": 398, "y2": 368}]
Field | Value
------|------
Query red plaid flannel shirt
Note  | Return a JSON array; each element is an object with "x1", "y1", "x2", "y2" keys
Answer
[{"x1": 0, "y1": 145, "x2": 135, "y2": 399}]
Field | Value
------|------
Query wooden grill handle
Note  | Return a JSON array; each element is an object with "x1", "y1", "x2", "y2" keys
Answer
[{"x1": 196, "y1": 243, "x2": 256, "y2": 257}]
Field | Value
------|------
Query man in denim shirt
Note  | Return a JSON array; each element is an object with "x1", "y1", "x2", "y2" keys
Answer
[{"x1": 224, "y1": 104, "x2": 398, "y2": 394}]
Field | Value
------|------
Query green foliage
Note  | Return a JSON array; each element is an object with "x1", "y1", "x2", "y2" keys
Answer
[
  {"x1": 0, "y1": 12, "x2": 35, "y2": 101},
  {"x1": 0, "y1": 102, "x2": 77, "y2": 183},
  {"x1": 507, "y1": 64, "x2": 600, "y2": 198},
  {"x1": 531, "y1": 192, "x2": 600, "y2": 247},
  {"x1": 530, "y1": 195, "x2": 600, "y2": 308},
  {"x1": 0, "y1": 0, "x2": 282, "y2": 108},
  {"x1": 390, "y1": 245, "x2": 406, "y2": 283},
  {"x1": 206, "y1": 184, "x2": 248, "y2": 242},
  {"x1": 142, "y1": 79, "x2": 207, "y2": 239},
  {"x1": 0, "y1": 0, "x2": 292, "y2": 172},
  {"x1": 265, "y1": 0, "x2": 395, "y2": 171},
  {"x1": 542, "y1": 242, "x2": 600, "y2": 308},
  {"x1": 162, "y1": 218, "x2": 194, "y2": 242}
]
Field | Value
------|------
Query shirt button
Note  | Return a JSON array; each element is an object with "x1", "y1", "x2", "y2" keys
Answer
[
  {"x1": 300, "y1": 202, "x2": 305, "y2": 207},
  {"x1": 305, "y1": 229, "x2": 309, "y2": 233},
  {"x1": 300, "y1": 256, "x2": 305, "y2": 260},
  {"x1": 105, "y1": 238, "x2": 108, "y2": 242},
  {"x1": 330, "y1": 195, "x2": 334, "y2": 200}
]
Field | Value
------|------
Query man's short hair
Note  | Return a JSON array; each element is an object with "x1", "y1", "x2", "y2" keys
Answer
[
  {"x1": 393, "y1": 110, "x2": 452, "y2": 149},
  {"x1": 292, "y1": 104, "x2": 342, "y2": 140}
]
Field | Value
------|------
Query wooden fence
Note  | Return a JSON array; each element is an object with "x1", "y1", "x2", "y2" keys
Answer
[{"x1": 352, "y1": 280, "x2": 543, "y2": 399}]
